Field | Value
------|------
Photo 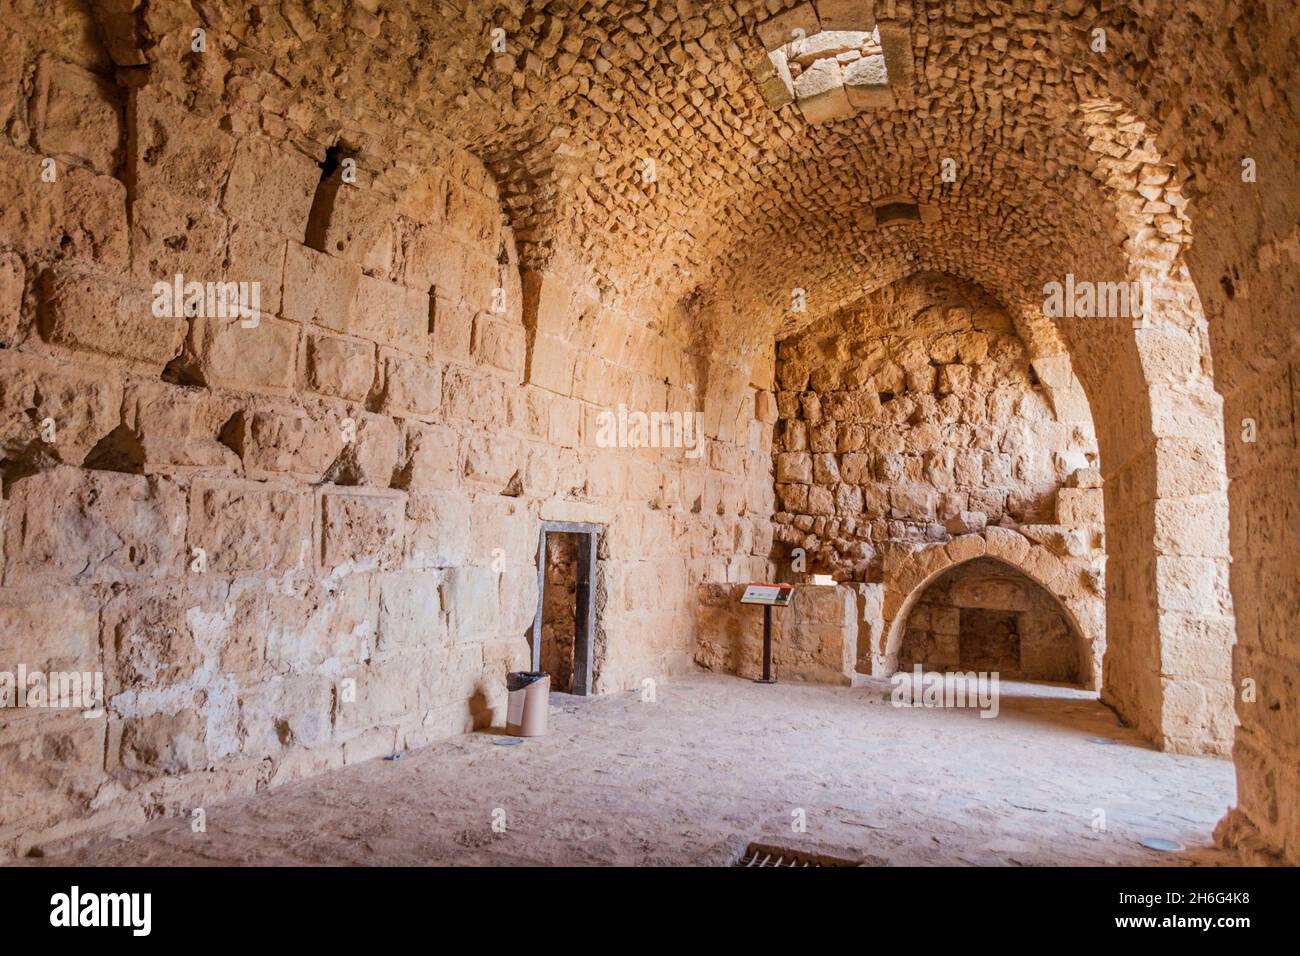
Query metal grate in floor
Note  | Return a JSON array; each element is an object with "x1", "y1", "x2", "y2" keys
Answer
[{"x1": 733, "y1": 842, "x2": 860, "y2": 867}]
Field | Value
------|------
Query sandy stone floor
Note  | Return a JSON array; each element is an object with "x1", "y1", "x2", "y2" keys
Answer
[{"x1": 25, "y1": 674, "x2": 1238, "y2": 866}]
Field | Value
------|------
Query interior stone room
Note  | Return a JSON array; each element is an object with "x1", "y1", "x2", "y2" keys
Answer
[{"x1": 0, "y1": 0, "x2": 1295, "y2": 867}]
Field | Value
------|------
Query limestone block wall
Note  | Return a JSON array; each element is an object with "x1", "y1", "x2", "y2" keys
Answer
[
  {"x1": 0, "y1": 70, "x2": 540, "y2": 851},
  {"x1": 0, "y1": 12, "x2": 772, "y2": 856},
  {"x1": 771, "y1": 274, "x2": 1100, "y2": 582},
  {"x1": 514, "y1": 258, "x2": 778, "y2": 693},
  {"x1": 695, "y1": 583, "x2": 856, "y2": 685},
  {"x1": 1142, "y1": 0, "x2": 1300, "y2": 862},
  {"x1": 0, "y1": 0, "x2": 1290, "y2": 868}
]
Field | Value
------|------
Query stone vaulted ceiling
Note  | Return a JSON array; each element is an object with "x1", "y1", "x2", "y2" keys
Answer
[
  {"x1": 0, "y1": 0, "x2": 1290, "y2": 866},
  {"x1": 114, "y1": 0, "x2": 1203, "y2": 357}
]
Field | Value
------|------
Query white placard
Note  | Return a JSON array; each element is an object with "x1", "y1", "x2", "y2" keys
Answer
[{"x1": 740, "y1": 583, "x2": 794, "y2": 606}]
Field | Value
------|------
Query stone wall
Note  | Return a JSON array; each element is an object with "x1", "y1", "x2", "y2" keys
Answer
[
  {"x1": 772, "y1": 274, "x2": 1098, "y2": 583},
  {"x1": 695, "y1": 583, "x2": 856, "y2": 685},
  {"x1": 0, "y1": 0, "x2": 1292, "y2": 865},
  {"x1": 0, "y1": 4, "x2": 775, "y2": 856},
  {"x1": 1150, "y1": 0, "x2": 1300, "y2": 863}
]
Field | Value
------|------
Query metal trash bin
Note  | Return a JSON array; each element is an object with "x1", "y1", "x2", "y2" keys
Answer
[{"x1": 505, "y1": 672, "x2": 550, "y2": 737}]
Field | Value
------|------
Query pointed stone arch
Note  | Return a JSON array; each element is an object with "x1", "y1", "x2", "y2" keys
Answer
[
  {"x1": 875, "y1": 528, "x2": 1105, "y2": 690},
  {"x1": 1046, "y1": 100, "x2": 1236, "y2": 756}
]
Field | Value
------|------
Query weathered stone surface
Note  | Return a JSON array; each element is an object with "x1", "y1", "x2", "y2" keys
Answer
[
  {"x1": 378, "y1": 350, "x2": 441, "y2": 419},
  {"x1": 756, "y1": 2, "x2": 820, "y2": 50},
  {"x1": 262, "y1": 574, "x2": 375, "y2": 669},
  {"x1": 101, "y1": 584, "x2": 200, "y2": 696},
  {"x1": 463, "y1": 433, "x2": 519, "y2": 487},
  {"x1": 4, "y1": 468, "x2": 186, "y2": 585},
  {"x1": 499, "y1": 564, "x2": 541, "y2": 635},
  {"x1": 1056, "y1": 487, "x2": 1104, "y2": 525},
  {"x1": 815, "y1": 0, "x2": 874, "y2": 33},
  {"x1": 236, "y1": 676, "x2": 334, "y2": 756},
  {"x1": 432, "y1": 295, "x2": 474, "y2": 359},
  {"x1": 129, "y1": 186, "x2": 228, "y2": 282},
  {"x1": 352, "y1": 275, "x2": 428, "y2": 355},
  {"x1": 132, "y1": 90, "x2": 235, "y2": 204},
  {"x1": 30, "y1": 57, "x2": 121, "y2": 175},
  {"x1": 440, "y1": 565, "x2": 500, "y2": 641},
  {"x1": 843, "y1": 54, "x2": 894, "y2": 109},
  {"x1": 306, "y1": 334, "x2": 375, "y2": 402},
  {"x1": 945, "y1": 511, "x2": 988, "y2": 535},
  {"x1": 319, "y1": 488, "x2": 406, "y2": 572},
  {"x1": 0, "y1": 713, "x2": 106, "y2": 834},
  {"x1": 283, "y1": 243, "x2": 361, "y2": 330},
  {"x1": 0, "y1": 27, "x2": 20, "y2": 131},
  {"x1": 309, "y1": 179, "x2": 399, "y2": 276},
  {"x1": 188, "y1": 479, "x2": 311, "y2": 574},
  {"x1": 124, "y1": 380, "x2": 239, "y2": 470},
  {"x1": 377, "y1": 570, "x2": 447, "y2": 652},
  {"x1": 110, "y1": 710, "x2": 208, "y2": 777},
  {"x1": 0, "y1": 250, "x2": 24, "y2": 345},
  {"x1": 0, "y1": 144, "x2": 127, "y2": 267},
  {"x1": 0, "y1": 586, "x2": 99, "y2": 673},
  {"x1": 471, "y1": 315, "x2": 526, "y2": 378},
  {"x1": 0, "y1": 351, "x2": 122, "y2": 465},
  {"x1": 404, "y1": 491, "x2": 470, "y2": 567},
  {"x1": 222, "y1": 137, "x2": 319, "y2": 239},
  {"x1": 399, "y1": 423, "x2": 459, "y2": 491},
  {"x1": 0, "y1": 0, "x2": 1286, "y2": 865},
  {"x1": 38, "y1": 269, "x2": 186, "y2": 369},
  {"x1": 190, "y1": 315, "x2": 300, "y2": 392},
  {"x1": 329, "y1": 412, "x2": 402, "y2": 487},
  {"x1": 225, "y1": 222, "x2": 286, "y2": 317},
  {"x1": 239, "y1": 405, "x2": 341, "y2": 480}
]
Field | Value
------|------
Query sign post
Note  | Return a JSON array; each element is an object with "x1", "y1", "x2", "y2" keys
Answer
[{"x1": 739, "y1": 583, "x2": 795, "y2": 684}]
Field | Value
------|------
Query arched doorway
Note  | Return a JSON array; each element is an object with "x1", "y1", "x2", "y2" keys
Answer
[
  {"x1": 895, "y1": 557, "x2": 1092, "y2": 687},
  {"x1": 876, "y1": 533, "x2": 1105, "y2": 690}
]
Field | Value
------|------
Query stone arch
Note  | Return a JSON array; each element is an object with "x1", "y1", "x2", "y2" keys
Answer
[
  {"x1": 877, "y1": 528, "x2": 1105, "y2": 691},
  {"x1": 1042, "y1": 100, "x2": 1236, "y2": 756}
]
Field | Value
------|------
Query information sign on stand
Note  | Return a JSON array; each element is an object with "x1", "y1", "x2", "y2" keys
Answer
[{"x1": 739, "y1": 583, "x2": 795, "y2": 682}]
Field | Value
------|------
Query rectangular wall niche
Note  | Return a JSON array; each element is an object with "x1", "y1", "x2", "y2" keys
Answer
[
  {"x1": 873, "y1": 200, "x2": 921, "y2": 226},
  {"x1": 532, "y1": 522, "x2": 600, "y2": 695}
]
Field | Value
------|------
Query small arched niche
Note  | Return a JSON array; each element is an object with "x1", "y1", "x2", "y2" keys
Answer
[{"x1": 896, "y1": 557, "x2": 1090, "y2": 687}]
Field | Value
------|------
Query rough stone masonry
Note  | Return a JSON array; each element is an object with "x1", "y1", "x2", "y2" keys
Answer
[{"x1": 0, "y1": 0, "x2": 1295, "y2": 867}]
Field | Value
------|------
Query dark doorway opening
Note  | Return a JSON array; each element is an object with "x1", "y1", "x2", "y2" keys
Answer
[
  {"x1": 532, "y1": 522, "x2": 600, "y2": 695},
  {"x1": 958, "y1": 608, "x2": 1021, "y2": 674}
]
